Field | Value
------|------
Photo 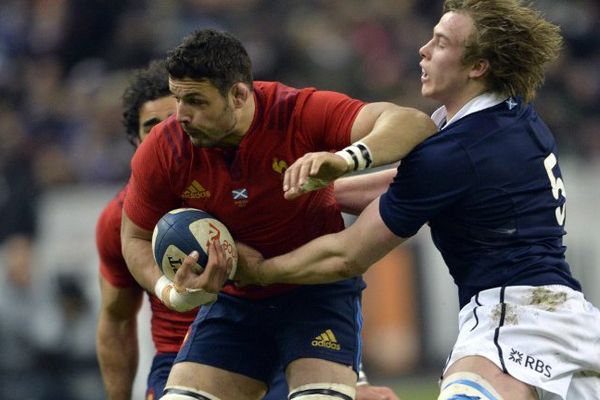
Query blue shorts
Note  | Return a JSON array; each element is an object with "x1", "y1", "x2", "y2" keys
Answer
[
  {"x1": 147, "y1": 352, "x2": 288, "y2": 400},
  {"x1": 175, "y1": 278, "x2": 365, "y2": 386},
  {"x1": 147, "y1": 352, "x2": 174, "y2": 398}
]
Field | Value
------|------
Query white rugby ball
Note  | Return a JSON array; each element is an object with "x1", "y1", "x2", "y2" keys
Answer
[{"x1": 151, "y1": 208, "x2": 238, "y2": 282}]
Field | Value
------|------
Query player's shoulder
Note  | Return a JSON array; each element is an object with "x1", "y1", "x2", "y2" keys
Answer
[
  {"x1": 96, "y1": 186, "x2": 126, "y2": 237},
  {"x1": 254, "y1": 81, "x2": 315, "y2": 105}
]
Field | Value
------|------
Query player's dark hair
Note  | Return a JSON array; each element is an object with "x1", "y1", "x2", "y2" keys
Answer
[
  {"x1": 444, "y1": 0, "x2": 562, "y2": 102},
  {"x1": 121, "y1": 59, "x2": 171, "y2": 146},
  {"x1": 165, "y1": 29, "x2": 253, "y2": 97}
]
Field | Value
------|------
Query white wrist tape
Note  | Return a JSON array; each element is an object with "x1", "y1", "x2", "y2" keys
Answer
[
  {"x1": 357, "y1": 365, "x2": 369, "y2": 386},
  {"x1": 154, "y1": 275, "x2": 217, "y2": 312},
  {"x1": 335, "y1": 141, "x2": 373, "y2": 171},
  {"x1": 154, "y1": 275, "x2": 172, "y2": 303}
]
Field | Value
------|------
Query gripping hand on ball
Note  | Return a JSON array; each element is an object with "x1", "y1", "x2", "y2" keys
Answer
[
  {"x1": 283, "y1": 151, "x2": 349, "y2": 200},
  {"x1": 174, "y1": 241, "x2": 232, "y2": 295}
]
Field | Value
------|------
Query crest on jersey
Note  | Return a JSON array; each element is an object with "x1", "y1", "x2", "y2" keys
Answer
[
  {"x1": 272, "y1": 158, "x2": 288, "y2": 176},
  {"x1": 232, "y1": 188, "x2": 248, "y2": 207},
  {"x1": 506, "y1": 97, "x2": 517, "y2": 110}
]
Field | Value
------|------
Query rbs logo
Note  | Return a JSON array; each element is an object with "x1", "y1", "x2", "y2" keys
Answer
[{"x1": 508, "y1": 348, "x2": 552, "y2": 378}]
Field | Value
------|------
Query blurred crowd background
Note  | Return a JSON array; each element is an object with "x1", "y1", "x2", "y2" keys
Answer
[{"x1": 1, "y1": 0, "x2": 599, "y2": 399}]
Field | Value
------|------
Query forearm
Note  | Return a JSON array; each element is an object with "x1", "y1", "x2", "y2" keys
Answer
[
  {"x1": 96, "y1": 313, "x2": 139, "y2": 400},
  {"x1": 356, "y1": 106, "x2": 436, "y2": 167},
  {"x1": 258, "y1": 201, "x2": 405, "y2": 285},
  {"x1": 123, "y1": 236, "x2": 162, "y2": 292},
  {"x1": 121, "y1": 213, "x2": 162, "y2": 293},
  {"x1": 260, "y1": 233, "x2": 361, "y2": 285},
  {"x1": 334, "y1": 168, "x2": 396, "y2": 215}
]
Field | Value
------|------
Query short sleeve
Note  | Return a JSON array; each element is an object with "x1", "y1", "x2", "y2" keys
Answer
[
  {"x1": 299, "y1": 90, "x2": 365, "y2": 150},
  {"x1": 96, "y1": 195, "x2": 137, "y2": 288},
  {"x1": 123, "y1": 128, "x2": 179, "y2": 231}
]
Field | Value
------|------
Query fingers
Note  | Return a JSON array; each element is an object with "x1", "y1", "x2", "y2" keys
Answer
[
  {"x1": 283, "y1": 152, "x2": 350, "y2": 199},
  {"x1": 200, "y1": 240, "x2": 230, "y2": 293},
  {"x1": 173, "y1": 250, "x2": 201, "y2": 290},
  {"x1": 283, "y1": 153, "x2": 321, "y2": 195},
  {"x1": 173, "y1": 241, "x2": 231, "y2": 293}
]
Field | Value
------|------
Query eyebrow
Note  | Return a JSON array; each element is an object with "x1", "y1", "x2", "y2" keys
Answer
[
  {"x1": 142, "y1": 117, "x2": 162, "y2": 128},
  {"x1": 433, "y1": 31, "x2": 451, "y2": 42}
]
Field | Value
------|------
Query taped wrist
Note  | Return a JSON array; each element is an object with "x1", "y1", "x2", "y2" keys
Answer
[
  {"x1": 154, "y1": 275, "x2": 173, "y2": 306},
  {"x1": 154, "y1": 275, "x2": 217, "y2": 311},
  {"x1": 335, "y1": 141, "x2": 373, "y2": 172}
]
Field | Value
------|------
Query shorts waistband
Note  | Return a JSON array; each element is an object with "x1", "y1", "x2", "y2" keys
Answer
[{"x1": 472, "y1": 285, "x2": 583, "y2": 307}]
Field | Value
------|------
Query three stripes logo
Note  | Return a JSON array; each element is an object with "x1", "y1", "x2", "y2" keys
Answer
[
  {"x1": 311, "y1": 329, "x2": 341, "y2": 351},
  {"x1": 181, "y1": 180, "x2": 211, "y2": 199}
]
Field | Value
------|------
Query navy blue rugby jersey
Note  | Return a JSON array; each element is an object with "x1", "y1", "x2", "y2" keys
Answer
[{"x1": 379, "y1": 97, "x2": 581, "y2": 307}]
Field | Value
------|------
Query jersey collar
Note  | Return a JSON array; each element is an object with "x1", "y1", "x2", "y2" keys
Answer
[{"x1": 431, "y1": 92, "x2": 507, "y2": 130}]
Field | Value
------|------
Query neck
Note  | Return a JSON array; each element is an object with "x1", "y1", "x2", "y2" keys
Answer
[{"x1": 444, "y1": 84, "x2": 488, "y2": 121}]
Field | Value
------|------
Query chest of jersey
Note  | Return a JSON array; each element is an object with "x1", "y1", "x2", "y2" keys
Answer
[{"x1": 168, "y1": 127, "x2": 340, "y2": 256}]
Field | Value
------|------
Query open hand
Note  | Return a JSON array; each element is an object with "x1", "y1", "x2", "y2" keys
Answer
[{"x1": 283, "y1": 151, "x2": 348, "y2": 200}]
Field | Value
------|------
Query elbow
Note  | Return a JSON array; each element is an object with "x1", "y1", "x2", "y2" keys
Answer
[
  {"x1": 413, "y1": 109, "x2": 437, "y2": 134},
  {"x1": 339, "y1": 258, "x2": 369, "y2": 279},
  {"x1": 399, "y1": 107, "x2": 436, "y2": 133}
]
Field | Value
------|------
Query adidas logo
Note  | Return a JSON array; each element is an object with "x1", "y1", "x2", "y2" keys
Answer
[
  {"x1": 182, "y1": 180, "x2": 210, "y2": 199},
  {"x1": 311, "y1": 329, "x2": 341, "y2": 351}
]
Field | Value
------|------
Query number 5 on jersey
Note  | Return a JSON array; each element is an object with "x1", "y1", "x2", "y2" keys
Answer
[{"x1": 543, "y1": 153, "x2": 566, "y2": 226}]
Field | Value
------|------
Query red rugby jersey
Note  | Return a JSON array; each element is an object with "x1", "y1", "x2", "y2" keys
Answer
[
  {"x1": 96, "y1": 185, "x2": 197, "y2": 353},
  {"x1": 124, "y1": 81, "x2": 365, "y2": 299}
]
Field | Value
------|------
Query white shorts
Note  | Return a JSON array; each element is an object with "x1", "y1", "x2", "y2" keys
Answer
[{"x1": 443, "y1": 285, "x2": 600, "y2": 400}]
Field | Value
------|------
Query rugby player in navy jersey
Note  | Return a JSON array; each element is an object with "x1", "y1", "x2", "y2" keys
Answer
[{"x1": 181, "y1": 1, "x2": 600, "y2": 399}]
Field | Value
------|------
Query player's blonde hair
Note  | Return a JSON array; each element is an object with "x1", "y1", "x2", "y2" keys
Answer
[{"x1": 443, "y1": 0, "x2": 562, "y2": 102}]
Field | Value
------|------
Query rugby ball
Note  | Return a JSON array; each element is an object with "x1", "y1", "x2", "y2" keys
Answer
[{"x1": 151, "y1": 208, "x2": 238, "y2": 282}]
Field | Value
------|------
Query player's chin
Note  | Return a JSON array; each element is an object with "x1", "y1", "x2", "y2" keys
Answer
[
  {"x1": 420, "y1": 84, "x2": 432, "y2": 98},
  {"x1": 189, "y1": 136, "x2": 214, "y2": 148}
]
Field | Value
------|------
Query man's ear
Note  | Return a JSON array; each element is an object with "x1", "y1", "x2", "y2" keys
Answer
[
  {"x1": 469, "y1": 58, "x2": 489, "y2": 79},
  {"x1": 230, "y1": 82, "x2": 251, "y2": 107}
]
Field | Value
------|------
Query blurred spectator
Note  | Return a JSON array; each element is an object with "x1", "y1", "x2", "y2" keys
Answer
[
  {"x1": 0, "y1": 1, "x2": 598, "y2": 397},
  {"x1": 0, "y1": 0, "x2": 597, "y2": 191},
  {"x1": 0, "y1": 100, "x2": 40, "y2": 396}
]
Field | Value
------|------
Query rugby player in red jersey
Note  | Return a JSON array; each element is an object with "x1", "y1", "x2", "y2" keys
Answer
[
  {"x1": 120, "y1": 29, "x2": 435, "y2": 400},
  {"x1": 99, "y1": 58, "x2": 408, "y2": 400}
]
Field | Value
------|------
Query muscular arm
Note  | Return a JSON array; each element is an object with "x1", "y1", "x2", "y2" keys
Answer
[
  {"x1": 96, "y1": 277, "x2": 143, "y2": 400},
  {"x1": 283, "y1": 104, "x2": 434, "y2": 199},
  {"x1": 254, "y1": 199, "x2": 406, "y2": 285},
  {"x1": 334, "y1": 168, "x2": 396, "y2": 215},
  {"x1": 350, "y1": 103, "x2": 435, "y2": 166},
  {"x1": 121, "y1": 211, "x2": 162, "y2": 293}
]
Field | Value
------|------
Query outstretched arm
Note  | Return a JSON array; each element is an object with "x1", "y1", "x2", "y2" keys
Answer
[
  {"x1": 334, "y1": 168, "x2": 397, "y2": 215},
  {"x1": 283, "y1": 104, "x2": 434, "y2": 199},
  {"x1": 246, "y1": 199, "x2": 405, "y2": 285}
]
